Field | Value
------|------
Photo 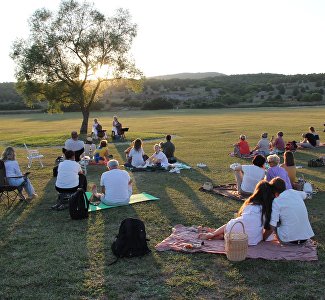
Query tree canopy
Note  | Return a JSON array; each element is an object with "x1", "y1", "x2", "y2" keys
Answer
[{"x1": 11, "y1": 0, "x2": 141, "y2": 133}]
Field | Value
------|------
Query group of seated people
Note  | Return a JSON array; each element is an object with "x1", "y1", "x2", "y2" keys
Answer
[
  {"x1": 91, "y1": 116, "x2": 127, "y2": 141},
  {"x1": 233, "y1": 126, "x2": 322, "y2": 158},
  {"x1": 199, "y1": 176, "x2": 314, "y2": 246},
  {"x1": 124, "y1": 135, "x2": 177, "y2": 169},
  {"x1": 232, "y1": 151, "x2": 297, "y2": 197}
]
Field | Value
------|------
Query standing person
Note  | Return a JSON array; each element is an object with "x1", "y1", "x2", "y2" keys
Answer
[
  {"x1": 63, "y1": 131, "x2": 85, "y2": 162},
  {"x1": 231, "y1": 154, "x2": 266, "y2": 196},
  {"x1": 280, "y1": 151, "x2": 296, "y2": 187},
  {"x1": 309, "y1": 126, "x2": 320, "y2": 146},
  {"x1": 297, "y1": 133, "x2": 316, "y2": 149},
  {"x1": 160, "y1": 135, "x2": 176, "y2": 163},
  {"x1": 127, "y1": 138, "x2": 146, "y2": 168},
  {"x1": 147, "y1": 144, "x2": 169, "y2": 168},
  {"x1": 1, "y1": 146, "x2": 38, "y2": 201},
  {"x1": 264, "y1": 177, "x2": 314, "y2": 244},
  {"x1": 252, "y1": 133, "x2": 271, "y2": 156},
  {"x1": 270, "y1": 131, "x2": 285, "y2": 153},
  {"x1": 199, "y1": 180, "x2": 275, "y2": 246},
  {"x1": 90, "y1": 159, "x2": 132, "y2": 206},
  {"x1": 266, "y1": 154, "x2": 292, "y2": 190},
  {"x1": 233, "y1": 134, "x2": 250, "y2": 157}
]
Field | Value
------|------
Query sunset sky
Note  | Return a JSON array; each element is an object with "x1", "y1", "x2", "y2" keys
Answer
[{"x1": 1, "y1": 0, "x2": 324, "y2": 82}]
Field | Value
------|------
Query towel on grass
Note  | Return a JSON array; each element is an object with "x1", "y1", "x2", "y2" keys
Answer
[
  {"x1": 199, "y1": 184, "x2": 247, "y2": 202},
  {"x1": 155, "y1": 225, "x2": 318, "y2": 261},
  {"x1": 86, "y1": 192, "x2": 159, "y2": 211}
]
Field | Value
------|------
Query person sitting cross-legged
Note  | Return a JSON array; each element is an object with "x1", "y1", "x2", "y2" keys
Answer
[
  {"x1": 263, "y1": 177, "x2": 314, "y2": 244},
  {"x1": 266, "y1": 154, "x2": 292, "y2": 190},
  {"x1": 160, "y1": 135, "x2": 177, "y2": 163},
  {"x1": 232, "y1": 154, "x2": 266, "y2": 196},
  {"x1": 146, "y1": 144, "x2": 169, "y2": 169},
  {"x1": 90, "y1": 159, "x2": 132, "y2": 206},
  {"x1": 233, "y1": 134, "x2": 250, "y2": 157}
]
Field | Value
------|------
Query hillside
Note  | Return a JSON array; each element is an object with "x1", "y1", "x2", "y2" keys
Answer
[{"x1": 149, "y1": 72, "x2": 226, "y2": 80}]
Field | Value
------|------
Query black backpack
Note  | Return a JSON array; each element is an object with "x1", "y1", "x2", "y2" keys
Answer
[
  {"x1": 69, "y1": 188, "x2": 89, "y2": 220},
  {"x1": 111, "y1": 218, "x2": 151, "y2": 258},
  {"x1": 308, "y1": 158, "x2": 325, "y2": 167}
]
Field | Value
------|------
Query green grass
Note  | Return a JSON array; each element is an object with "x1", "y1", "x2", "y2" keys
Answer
[{"x1": 0, "y1": 107, "x2": 325, "y2": 299}]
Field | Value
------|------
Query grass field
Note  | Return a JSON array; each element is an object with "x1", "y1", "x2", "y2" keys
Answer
[{"x1": 0, "y1": 107, "x2": 324, "y2": 299}]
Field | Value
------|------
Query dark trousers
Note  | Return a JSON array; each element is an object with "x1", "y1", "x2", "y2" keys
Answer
[{"x1": 62, "y1": 148, "x2": 85, "y2": 162}]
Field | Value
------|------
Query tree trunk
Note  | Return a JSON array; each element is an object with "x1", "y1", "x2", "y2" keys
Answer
[{"x1": 80, "y1": 108, "x2": 90, "y2": 134}]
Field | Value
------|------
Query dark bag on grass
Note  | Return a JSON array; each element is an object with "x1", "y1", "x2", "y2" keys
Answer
[
  {"x1": 111, "y1": 218, "x2": 151, "y2": 258},
  {"x1": 69, "y1": 188, "x2": 89, "y2": 220},
  {"x1": 308, "y1": 158, "x2": 324, "y2": 167},
  {"x1": 96, "y1": 124, "x2": 102, "y2": 132}
]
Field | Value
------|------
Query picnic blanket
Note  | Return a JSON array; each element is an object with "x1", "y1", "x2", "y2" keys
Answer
[
  {"x1": 229, "y1": 152, "x2": 255, "y2": 159},
  {"x1": 199, "y1": 184, "x2": 247, "y2": 202},
  {"x1": 155, "y1": 225, "x2": 318, "y2": 261},
  {"x1": 86, "y1": 192, "x2": 159, "y2": 211}
]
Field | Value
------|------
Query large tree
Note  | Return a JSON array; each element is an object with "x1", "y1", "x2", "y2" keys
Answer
[{"x1": 11, "y1": 0, "x2": 141, "y2": 133}]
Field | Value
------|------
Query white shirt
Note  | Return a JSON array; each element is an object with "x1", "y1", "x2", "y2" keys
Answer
[
  {"x1": 152, "y1": 151, "x2": 169, "y2": 168},
  {"x1": 64, "y1": 138, "x2": 85, "y2": 152},
  {"x1": 100, "y1": 169, "x2": 131, "y2": 204},
  {"x1": 226, "y1": 205, "x2": 263, "y2": 246},
  {"x1": 129, "y1": 148, "x2": 145, "y2": 167},
  {"x1": 270, "y1": 189, "x2": 314, "y2": 242},
  {"x1": 92, "y1": 123, "x2": 99, "y2": 135},
  {"x1": 56, "y1": 160, "x2": 82, "y2": 188},
  {"x1": 241, "y1": 165, "x2": 265, "y2": 193},
  {"x1": 4, "y1": 160, "x2": 23, "y2": 177}
]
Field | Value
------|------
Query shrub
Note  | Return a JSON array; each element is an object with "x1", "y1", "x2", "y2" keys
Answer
[{"x1": 142, "y1": 98, "x2": 174, "y2": 110}]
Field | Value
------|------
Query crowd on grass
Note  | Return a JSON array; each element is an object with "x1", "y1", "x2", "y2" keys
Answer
[{"x1": 1, "y1": 117, "x2": 324, "y2": 246}]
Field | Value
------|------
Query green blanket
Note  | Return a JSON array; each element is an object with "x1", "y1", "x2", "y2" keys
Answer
[{"x1": 86, "y1": 192, "x2": 159, "y2": 212}]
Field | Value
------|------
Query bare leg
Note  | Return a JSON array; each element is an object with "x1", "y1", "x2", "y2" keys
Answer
[{"x1": 199, "y1": 224, "x2": 226, "y2": 240}]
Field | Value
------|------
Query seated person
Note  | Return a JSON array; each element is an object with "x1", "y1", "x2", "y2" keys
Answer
[
  {"x1": 62, "y1": 131, "x2": 85, "y2": 162},
  {"x1": 199, "y1": 180, "x2": 275, "y2": 246},
  {"x1": 233, "y1": 134, "x2": 250, "y2": 157},
  {"x1": 111, "y1": 116, "x2": 123, "y2": 140},
  {"x1": 92, "y1": 118, "x2": 100, "y2": 139},
  {"x1": 270, "y1": 131, "x2": 285, "y2": 153},
  {"x1": 53, "y1": 150, "x2": 87, "y2": 210},
  {"x1": 266, "y1": 154, "x2": 292, "y2": 190},
  {"x1": 309, "y1": 126, "x2": 320, "y2": 146},
  {"x1": 297, "y1": 133, "x2": 316, "y2": 149},
  {"x1": 90, "y1": 159, "x2": 132, "y2": 206},
  {"x1": 126, "y1": 138, "x2": 147, "y2": 168},
  {"x1": 252, "y1": 132, "x2": 271, "y2": 156},
  {"x1": 231, "y1": 154, "x2": 266, "y2": 196},
  {"x1": 160, "y1": 134, "x2": 177, "y2": 163},
  {"x1": 147, "y1": 144, "x2": 169, "y2": 169},
  {"x1": 264, "y1": 177, "x2": 314, "y2": 244},
  {"x1": 2, "y1": 146, "x2": 38, "y2": 201},
  {"x1": 81, "y1": 136, "x2": 96, "y2": 159},
  {"x1": 94, "y1": 139, "x2": 111, "y2": 163},
  {"x1": 92, "y1": 118, "x2": 106, "y2": 139},
  {"x1": 280, "y1": 151, "x2": 296, "y2": 187}
]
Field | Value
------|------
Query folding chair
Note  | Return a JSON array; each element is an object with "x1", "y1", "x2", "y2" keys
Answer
[
  {"x1": 0, "y1": 160, "x2": 26, "y2": 207},
  {"x1": 24, "y1": 143, "x2": 44, "y2": 168}
]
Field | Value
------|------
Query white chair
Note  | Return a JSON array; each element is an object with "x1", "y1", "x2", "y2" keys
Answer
[{"x1": 24, "y1": 143, "x2": 44, "y2": 168}]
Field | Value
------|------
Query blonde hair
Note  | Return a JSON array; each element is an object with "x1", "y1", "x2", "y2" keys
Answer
[{"x1": 1, "y1": 146, "x2": 16, "y2": 161}]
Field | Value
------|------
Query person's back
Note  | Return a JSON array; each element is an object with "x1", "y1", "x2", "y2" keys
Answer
[
  {"x1": 238, "y1": 140, "x2": 250, "y2": 155},
  {"x1": 100, "y1": 168, "x2": 130, "y2": 204},
  {"x1": 65, "y1": 138, "x2": 84, "y2": 152},
  {"x1": 280, "y1": 163, "x2": 296, "y2": 185},
  {"x1": 266, "y1": 165, "x2": 292, "y2": 189},
  {"x1": 161, "y1": 140, "x2": 175, "y2": 158},
  {"x1": 269, "y1": 179, "x2": 314, "y2": 242},
  {"x1": 241, "y1": 165, "x2": 265, "y2": 193},
  {"x1": 56, "y1": 159, "x2": 81, "y2": 189},
  {"x1": 129, "y1": 148, "x2": 145, "y2": 167}
]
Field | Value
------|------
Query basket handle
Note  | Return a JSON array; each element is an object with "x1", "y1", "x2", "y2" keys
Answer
[{"x1": 229, "y1": 220, "x2": 246, "y2": 235}]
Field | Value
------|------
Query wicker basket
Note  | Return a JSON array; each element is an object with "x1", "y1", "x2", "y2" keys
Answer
[{"x1": 224, "y1": 221, "x2": 248, "y2": 262}]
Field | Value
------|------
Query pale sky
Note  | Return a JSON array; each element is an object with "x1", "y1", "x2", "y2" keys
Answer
[{"x1": 1, "y1": 0, "x2": 325, "y2": 82}]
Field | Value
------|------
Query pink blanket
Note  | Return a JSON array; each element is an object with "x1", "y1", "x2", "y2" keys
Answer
[{"x1": 155, "y1": 225, "x2": 318, "y2": 261}]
